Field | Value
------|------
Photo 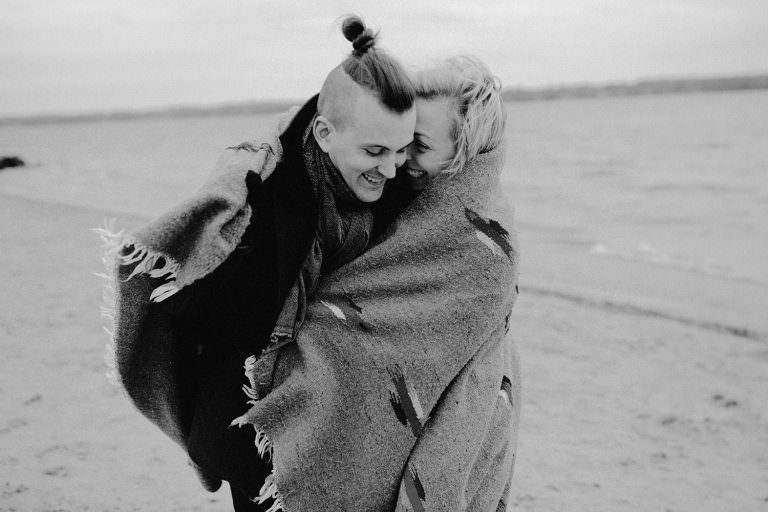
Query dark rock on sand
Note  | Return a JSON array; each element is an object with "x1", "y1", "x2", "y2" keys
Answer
[{"x1": 0, "y1": 156, "x2": 25, "y2": 169}]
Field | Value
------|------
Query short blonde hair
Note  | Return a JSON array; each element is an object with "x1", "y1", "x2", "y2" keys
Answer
[{"x1": 414, "y1": 55, "x2": 506, "y2": 175}]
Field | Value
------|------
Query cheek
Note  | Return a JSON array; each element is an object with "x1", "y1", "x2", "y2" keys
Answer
[
  {"x1": 419, "y1": 152, "x2": 443, "y2": 177},
  {"x1": 330, "y1": 147, "x2": 366, "y2": 174},
  {"x1": 409, "y1": 151, "x2": 425, "y2": 168}
]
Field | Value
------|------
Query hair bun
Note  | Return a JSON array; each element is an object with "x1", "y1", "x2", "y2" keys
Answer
[
  {"x1": 342, "y1": 16, "x2": 365, "y2": 42},
  {"x1": 352, "y1": 33, "x2": 376, "y2": 54},
  {"x1": 342, "y1": 15, "x2": 376, "y2": 55}
]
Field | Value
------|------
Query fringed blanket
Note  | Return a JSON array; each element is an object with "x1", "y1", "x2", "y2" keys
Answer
[
  {"x1": 95, "y1": 109, "x2": 296, "y2": 445},
  {"x1": 97, "y1": 108, "x2": 521, "y2": 512}
]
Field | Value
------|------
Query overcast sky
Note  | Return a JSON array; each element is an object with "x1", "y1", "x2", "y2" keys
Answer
[{"x1": 2, "y1": 0, "x2": 767, "y2": 116}]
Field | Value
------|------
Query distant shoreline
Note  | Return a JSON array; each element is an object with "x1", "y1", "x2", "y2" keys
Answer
[
  {"x1": 2, "y1": 74, "x2": 767, "y2": 126},
  {"x1": 502, "y1": 74, "x2": 768, "y2": 102}
]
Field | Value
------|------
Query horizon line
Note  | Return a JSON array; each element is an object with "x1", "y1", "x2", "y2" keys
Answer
[{"x1": 2, "y1": 71, "x2": 767, "y2": 124}]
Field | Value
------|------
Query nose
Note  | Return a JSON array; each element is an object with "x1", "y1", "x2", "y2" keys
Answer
[
  {"x1": 396, "y1": 150, "x2": 408, "y2": 168},
  {"x1": 377, "y1": 154, "x2": 397, "y2": 179}
]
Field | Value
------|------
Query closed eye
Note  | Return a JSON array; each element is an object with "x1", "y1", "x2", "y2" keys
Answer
[{"x1": 364, "y1": 148, "x2": 384, "y2": 157}]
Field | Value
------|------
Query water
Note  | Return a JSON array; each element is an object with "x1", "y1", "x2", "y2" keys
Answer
[
  {"x1": 503, "y1": 91, "x2": 768, "y2": 338},
  {"x1": 2, "y1": 90, "x2": 767, "y2": 337}
]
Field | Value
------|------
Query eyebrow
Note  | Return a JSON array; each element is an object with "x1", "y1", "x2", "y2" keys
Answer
[
  {"x1": 363, "y1": 140, "x2": 414, "y2": 152},
  {"x1": 414, "y1": 131, "x2": 433, "y2": 142}
]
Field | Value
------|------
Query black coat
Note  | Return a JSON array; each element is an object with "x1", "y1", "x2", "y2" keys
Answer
[{"x1": 164, "y1": 96, "x2": 321, "y2": 496}]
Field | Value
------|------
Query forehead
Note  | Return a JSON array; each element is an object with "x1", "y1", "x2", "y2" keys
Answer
[
  {"x1": 415, "y1": 97, "x2": 455, "y2": 144},
  {"x1": 342, "y1": 91, "x2": 416, "y2": 148}
]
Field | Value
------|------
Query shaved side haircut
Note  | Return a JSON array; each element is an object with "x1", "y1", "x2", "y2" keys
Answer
[{"x1": 318, "y1": 16, "x2": 416, "y2": 130}]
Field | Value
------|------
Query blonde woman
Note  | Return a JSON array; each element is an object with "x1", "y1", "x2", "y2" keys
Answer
[{"x1": 405, "y1": 55, "x2": 506, "y2": 187}]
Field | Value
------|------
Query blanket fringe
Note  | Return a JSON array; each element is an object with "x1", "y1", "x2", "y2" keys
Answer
[
  {"x1": 241, "y1": 355, "x2": 262, "y2": 403},
  {"x1": 229, "y1": 356, "x2": 287, "y2": 511},
  {"x1": 229, "y1": 419, "x2": 287, "y2": 511},
  {"x1": 255, "y1": 470, "x2": 287, "y2": 512},
  {"x1": 92, "y1": 218, "x2": 123, "y2": 386},
  {"x1": 93, "y1": 218, "x2": 181, "y2": 303},
  {"x1": 92, "y1": 218, "x2": 183, "y2": 386},
  {"x1": 119, "y1": 238, "x2": 181, "y2": 303}
]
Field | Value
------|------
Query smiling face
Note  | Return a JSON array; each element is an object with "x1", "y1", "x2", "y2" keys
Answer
[
  {"x1": 402, "y1": 97, "x2": 457, "y2": 190},
  {"x1": 314, "y1": 88, "x2": 416, "y2": 202}
]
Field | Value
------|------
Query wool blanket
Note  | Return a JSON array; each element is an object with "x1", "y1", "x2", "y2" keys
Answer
[
  {"x1": 97, "y1": 107, "x2": 521, "y2": 512},
  {"x1": 95, "y1": 108, "x2": 296, "y2": 465}
]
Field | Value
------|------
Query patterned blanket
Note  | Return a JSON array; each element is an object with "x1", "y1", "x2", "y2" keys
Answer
[{"x1": 97, "y1": 108, "x2": 521, "y2": 512}]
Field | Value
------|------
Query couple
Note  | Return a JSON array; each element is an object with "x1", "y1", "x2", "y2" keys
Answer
[{"x1": 101, "y1": 15, "x2": 521, "y2": 512}]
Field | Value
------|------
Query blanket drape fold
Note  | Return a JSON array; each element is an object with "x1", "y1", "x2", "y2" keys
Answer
[
  {"x1": 232, "y1": 141, "x2": 521, "y2": 511},
  {"x1": 98, "y1": 107, "x2": 521, "y2": 512}
]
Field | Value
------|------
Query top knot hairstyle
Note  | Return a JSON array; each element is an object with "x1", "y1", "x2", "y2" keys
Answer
[
  {"x1": 342, "y1": 16, "x2": 376, "y2": 56},
  {"x1": 335, "y1": 15, "x2": 415, "y2": 113}
]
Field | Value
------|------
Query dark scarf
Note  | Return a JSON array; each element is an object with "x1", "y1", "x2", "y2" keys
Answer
[{"x1": 301, "y1": 119, "x2": 373, "y2": 275}]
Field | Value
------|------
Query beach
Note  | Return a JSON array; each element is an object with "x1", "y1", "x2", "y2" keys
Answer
[
  {"x1": 2, "y1": 90, "x2": 768, "y2": 510},
  {"x1": 1, "y1": 192, "x2": 766, "y2": 511}
]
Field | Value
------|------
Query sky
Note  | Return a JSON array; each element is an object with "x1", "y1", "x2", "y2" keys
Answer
[{"x1": 1, "y1": 0, "x2": 767, "y2": 116}]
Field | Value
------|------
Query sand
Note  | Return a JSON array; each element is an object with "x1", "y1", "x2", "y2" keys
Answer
[{"x1": 1, "y1": 192, "x2": 766, "y2": 511}]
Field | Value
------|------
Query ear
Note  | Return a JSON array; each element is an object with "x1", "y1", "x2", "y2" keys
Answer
[{"x1": 313, "y1": 115, "x2": 334, "y2": 153}]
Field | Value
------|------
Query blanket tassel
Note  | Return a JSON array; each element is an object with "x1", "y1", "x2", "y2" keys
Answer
[
  {"x1": 92, "y1": 218, "x2": 123, "y2": 386},
  {"x1": 230, "y1": 356, "x2": 287, "y2": 511},
  {"x1": 92, "y1": 218, "x2": 183, "y2": 387}
]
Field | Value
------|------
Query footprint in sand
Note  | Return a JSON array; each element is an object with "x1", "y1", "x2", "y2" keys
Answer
[
  {"x1": 23, "y1": 394, "x2": 42, "y2": 405},
  {"x1": 43, "y1": 465, "x2": 68, "y2": 477},
  {"x1": 1, "y1": 483, "x2": 28, "y2": 497},
  {"x1": 0, "y1": 418, "x2": 28, "y2": 434},
  {"x1": 659, "y1": 416, "x2": 677, "y2": 425},
  {"x1": 712, "y1": 394, "x2": 739, "y2": 407}
]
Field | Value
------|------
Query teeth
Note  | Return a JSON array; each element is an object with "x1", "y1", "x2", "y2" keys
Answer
[
  {"x1": 362, "y1": 173, "x2": 384, "y2": 184},
  {"x1": 406, "y1": 168, "x2": 426, "y2": 178}
]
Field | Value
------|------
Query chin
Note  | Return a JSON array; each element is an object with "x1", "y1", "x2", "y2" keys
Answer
[{"x1": 355, "y1": 188, "x2": 384, "y2": 203}]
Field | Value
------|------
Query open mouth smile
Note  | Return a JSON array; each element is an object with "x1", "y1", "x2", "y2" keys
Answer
[
  {"x1": 362, "y1": 172, "x2": 385, "y2": 185},
  {"x1": 404, "y1": 166, "x2": 427, "y2": 179}
]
